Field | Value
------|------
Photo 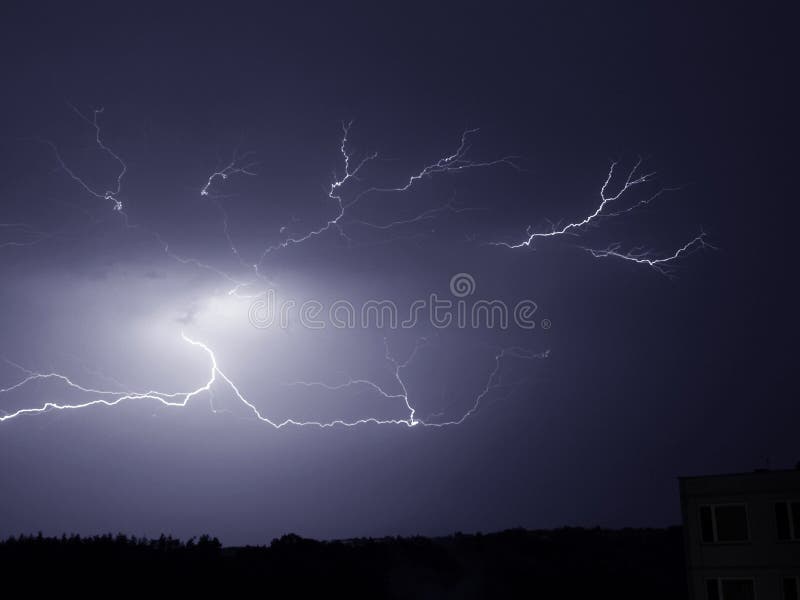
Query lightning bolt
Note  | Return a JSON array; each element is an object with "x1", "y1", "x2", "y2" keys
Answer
[
  {"x1": 347, "y1": 197, "x2": 485, "y2": 232},
  {"x1": 580, "y1": 232, "x2": 715, "y2": 277},
  {"x1": 0, "y1": 333, "x2": 548, "y2": 428},
  {"x1": 493, "y1": 158, "x2": 712, "y2": 274},
  {"x1": 6, "y1": 107, "x2": 709, "y2": 431},
  {"x1": 37, "y1": 107, "x2": 709, "y2": 282},
  {"x1": 255, "y1": 123, "x2": 518, "y2": 263},
  {"x1": 41, "y1": 105, "x2": 127, "y2": 212},
  {"x1": 200, "y1": 149, "x2": 258, "y2": 197},
  {"x1": 38, "y1": 105, "x2": 264, "y2": 293}
]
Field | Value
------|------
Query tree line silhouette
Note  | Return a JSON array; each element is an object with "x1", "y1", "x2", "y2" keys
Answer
[{"x1": 1, "y1": 527, "x2": 685, "y2": 597}]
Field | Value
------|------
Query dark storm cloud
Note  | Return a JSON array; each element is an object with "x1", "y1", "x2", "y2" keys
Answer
[{"x1": 0, "y1": 1, "x2": 795, "y2": 544}]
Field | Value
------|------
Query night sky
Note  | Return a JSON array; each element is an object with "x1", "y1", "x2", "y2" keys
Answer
[{"x1": 0, "y1": 2, "x2": 796, "y2": 545}]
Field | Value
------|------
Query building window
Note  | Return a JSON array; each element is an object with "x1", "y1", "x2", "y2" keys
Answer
[
  {"x1": 699, "y1": 504, "x2": 750, "y2": 543},
  {"x1": 775, "y1": 501, "x2": 800, "y2": 541},
  {"x1": 784, "y1": 577, "x2": 799, "y2": 600},
  {"x1": 706, "y1": 578, "x2": 756, "y2": 600}
]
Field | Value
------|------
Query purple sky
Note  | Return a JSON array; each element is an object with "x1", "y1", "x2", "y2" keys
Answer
[{"x1": 0, "y1": 2, "x2": 795, "y2": 545}]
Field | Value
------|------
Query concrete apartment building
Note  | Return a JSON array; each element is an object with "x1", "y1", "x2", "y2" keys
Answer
[{"x1": 679, "y1": 468, "x2": 800, "y2": 599}]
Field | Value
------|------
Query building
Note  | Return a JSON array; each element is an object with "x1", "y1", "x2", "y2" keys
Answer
[{"x1": 679, "y1": 468, "x2": 800, "y2": 599}]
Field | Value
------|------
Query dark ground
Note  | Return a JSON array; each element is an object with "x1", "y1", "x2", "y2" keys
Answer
[{"x1": 1, "y1": 526, "x2": 685, "y2": 596}]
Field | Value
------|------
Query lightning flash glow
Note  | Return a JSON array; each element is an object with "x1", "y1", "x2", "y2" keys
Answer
[
  {"x1": 0, "y1": 107, "x2": 708, "y2": 428},
  {"x1": 0, "y1": 333, "x2": 548, "y2": 428}
]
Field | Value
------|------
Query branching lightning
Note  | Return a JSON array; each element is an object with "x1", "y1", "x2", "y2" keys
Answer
[
  {"x1": 39, "y1": 106, "x2": 263, "y2": 292},
  {"x1": 580, "y1": 232, "x2": 714, "y2": 276},
  {"x1": 42, "y1": 105, "x2": 127, "y2": 212},
  {"x1": 0, "y1": 333, "x2": 548, "y2": 428},
  {"x1": 200, "y1": 149, "x2": 258, "y2": 197},
  {"x1": 1, "y1": 107, "x2": 709, "y2": 430},
  {"x1": 255, "y1": 123, "x2": 518, "y2": 262},
  {"x1": 493, "y1": 158, "x2": 712, "y2": 274}
]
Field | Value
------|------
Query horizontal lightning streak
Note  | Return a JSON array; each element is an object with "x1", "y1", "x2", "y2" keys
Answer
[
  {"x1": 0, "y1": 334, "x2": 547, "y2": 428},
  {"x1": 492, "y1": 158, "x2": 712, "y2": 274},
  {"x1": 580, "y1": 232, "x2": 714, "y2": 277}
]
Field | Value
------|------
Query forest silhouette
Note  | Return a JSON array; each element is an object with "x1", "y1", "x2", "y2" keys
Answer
[{"x1": 1, "y1": 526, "x2": 684, "y2": 596}]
